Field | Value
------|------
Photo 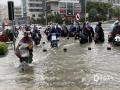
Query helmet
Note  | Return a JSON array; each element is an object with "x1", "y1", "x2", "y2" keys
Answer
[
  {"x1": 97, "y1": 22, "x2": 102, "y2": 26},
  {"x1": 114, "y1": 20, "x2": 119, "y2": 24}
]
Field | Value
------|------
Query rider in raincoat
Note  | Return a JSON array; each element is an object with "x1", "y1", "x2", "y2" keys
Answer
[{"x1": 15, "y1": 32, "x2": 33, "y2": 63}]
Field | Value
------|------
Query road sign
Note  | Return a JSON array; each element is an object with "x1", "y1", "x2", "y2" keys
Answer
[
  {"x1": 76, "y1": 13, "x2": 80, "y2": 21},
  {"x1": 16, "y1": 17, "x2": 26, "y2": 25}
]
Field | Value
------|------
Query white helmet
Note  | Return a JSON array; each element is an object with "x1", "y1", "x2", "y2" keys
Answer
[{"x1": 114, "y1": 20, "x2": 119, "y2": 24}]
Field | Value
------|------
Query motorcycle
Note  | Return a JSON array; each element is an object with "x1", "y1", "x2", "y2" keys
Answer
[
  {"x1": 94, "y1": 33, "x2": 104, "y2": 43},
  {"x1": 74, "y1": 32, "x2": 80, "y2": 40},
  {"x1": 50, "y1": 33, "x2": 58, "y2": 48},
  {"x1": 35, "y1": 33, "x2": 41, "y2": 45},
  {"x1": 32, "y1": 32, "x2": 41, "y2": 45},
  {"x1": 18, "y1": 43, "x2": 30, "y2": 70},
  {"x1": 79, "y1": 33, "x2": 88, "y2": 44}
]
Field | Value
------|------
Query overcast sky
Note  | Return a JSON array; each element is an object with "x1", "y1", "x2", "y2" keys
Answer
[{"x1": 0, "y1": 0, "x2": 21, "y2": 6}]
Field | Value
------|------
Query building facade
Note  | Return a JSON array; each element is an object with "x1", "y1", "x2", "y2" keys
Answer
[
  {"x1": 22, "y1": 0, "x2": 44, "y2": 19},
  {"x1": 87, "y1": 0, "x2": 108, "y2": 3},
  {"x1": 14, "y1": 6, "x2": 22, "y2": 19},
  {"x1": 47, "y1": 0, "x2": 81, "y2": 16},
  {"x1": 108, "y1": 0, "x2": 120, "y2": 6},
  {"x1": 87, "y1": 0, "x2": 120, "y2": 6},
  {"x1": 0, "y1": 5, "x2": 8, "y2": 24}
]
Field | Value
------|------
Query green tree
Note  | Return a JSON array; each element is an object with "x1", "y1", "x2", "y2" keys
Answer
[
  {"x1": 47, "y1": 14, "x2": 54, "y2": 23},
  {"x1": 88, "y1": 8, "x2": 98, "y2": 21},
  {"x1": 54, "y1": 13, "x2": 63, "y2": 25},
  {"x1": 112, "y1": 7, "x2": 120, "y2": 18},
  {"x1": 86, "y1": 1, "x2": 112, "y2": 21}
]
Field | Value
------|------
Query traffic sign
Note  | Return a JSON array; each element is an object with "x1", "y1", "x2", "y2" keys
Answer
[
  {"x1": 16, "y1": 17, "x2": 26, "y2": 25},
  {"x1": 76, "y1": 13, "x2": 80, "y2": 21}
]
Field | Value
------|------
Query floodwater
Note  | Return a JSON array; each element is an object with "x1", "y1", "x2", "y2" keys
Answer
[{"x1": 0, "y1": 24, "x2": 120, "y2": 90}]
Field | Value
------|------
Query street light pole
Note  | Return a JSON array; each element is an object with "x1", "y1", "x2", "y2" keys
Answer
[
  {"x1": 45, "y1": 0, "x2": 47, "y2": 26},
  {"x1": 108, "y1": 8, "x2": 110, "y2": 20},
  {"x1": 85, "y1": 0, "x2": 86, "y2": 22},
  {"x1": 23, "y1": 12, "x2": 27, "y2": 25}
]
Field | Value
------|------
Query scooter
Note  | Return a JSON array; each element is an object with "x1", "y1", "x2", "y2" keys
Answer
[
  {"x1": 18, "y1": 43, "x2": 30, "y2": 70},
  {"x1": 74, "y1": 32, "x2": 80, "y2": 40},
  {"x1": 79, "y1": 33, "x2": 88, "y2": 44},
  {"x1": 94, "y1": 33, "x2": 104, "y2": 43},
  {"x1": 34, "y1": 33, "x2": 41, "y2": 45},
  {"x1": 50, "y1": 33, "x2": 58, "y2": 48},
  {"x1": 32, "y1": 32, "x2": 41, "y2": 45}
]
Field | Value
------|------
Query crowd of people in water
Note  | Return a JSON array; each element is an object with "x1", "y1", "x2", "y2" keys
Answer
[{"x1": 11, "y1": 20, "x2": 120, "y2": 66}]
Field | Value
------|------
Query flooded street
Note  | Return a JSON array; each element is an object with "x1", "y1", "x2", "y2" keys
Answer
[{"x1": 0, "y1": 24, "x2": 120, "y2": 90}]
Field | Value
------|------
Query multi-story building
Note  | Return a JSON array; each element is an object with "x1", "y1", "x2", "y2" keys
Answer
[
  {"x1": 108, "y1": 0, "x2": 120, "y2": 6},
  {"x1": 47, "y1": 0, "x2": 81, "y2": 17},
  {"x1": 87, "y1": 0, "x2": 120, "y2": 6},
  {"x1": 0, "y1": 4, "x2": 22, "y2": 25},
  {"x1": 14, "y1": 6, "x2": 22, "y2": 19},
  {"x1": 87, "y1": 0, "x2": 108, "y2": 3},
  {"x1": 0, "y1": 5, "x2": 8, "y2": 23},
  {"x1": 21, "y1": 0, "x2": 44, "y2": 19}
]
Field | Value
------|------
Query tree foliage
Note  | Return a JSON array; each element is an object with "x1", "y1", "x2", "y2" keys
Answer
[
  {"x1": 88, "y1": 8, "x2": 98, "y2": 21},
  {"x1": 112, "y1": 7, "x2": 120, "y2": 18},
  {"x1": 30, "y1": 13, "x2": 63, "y2": 25},
  {"x1": 86, "y1": 1, "x2": 112, "y2": 21}
]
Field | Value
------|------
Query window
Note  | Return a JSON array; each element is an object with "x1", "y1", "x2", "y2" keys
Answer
[
  {"x1": 74, "y1": 3, "x2": 80, "y2": 15},
  {"x1": 38, "y1": 14, "x2": 41, "y2": 17},
  {"x1": 59, "y1": 2, "x2": 66, "y2": 8},
  {"x1": 113, "y1": 0, "x2": 115, "y2": 3},
  {"x1": 67, "y1": 3, "x2": 73, "y2": 9},
  {"x1": 117, "y1": 0, "x2": 119, "y2": 3},
  {"x1": 67, "y1": 9, "x2": 73, "y2": 16},
  {"x1": 32, "y1": 14, "x2": 35, "y2": 17},
  {"x1": 29, "y1": 3, "x2": 42, "y2": 7},
  {"x1": 67, "y1": 3, "x2": 73, "y2": 16},
  {"x1": 29, "y1": 9, "x2": 42, "y2": 12}
]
